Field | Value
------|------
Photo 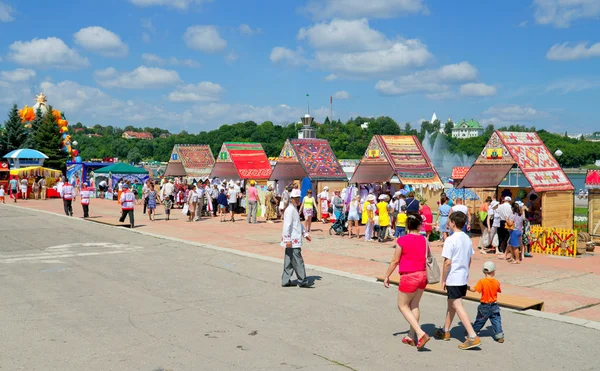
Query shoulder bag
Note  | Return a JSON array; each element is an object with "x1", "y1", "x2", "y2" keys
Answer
[{"x1": 425, "y1": 240, "x2": 441, "y2": 284}]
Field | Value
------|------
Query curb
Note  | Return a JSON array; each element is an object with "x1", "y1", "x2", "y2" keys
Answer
[{"x1": 5, "y1": 203, "x2": 600, "y2": 331}]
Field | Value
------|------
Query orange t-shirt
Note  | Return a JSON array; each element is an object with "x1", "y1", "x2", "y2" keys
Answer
[{"x1": 473, "y1": 277, "x2": 501, "y2": 304}]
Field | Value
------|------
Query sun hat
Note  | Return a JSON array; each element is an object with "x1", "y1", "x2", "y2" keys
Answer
[
  {"x1": 83, "y1": 182, "x2": 88, "y2": 187},
  {"x1": 504, "y1": 196, "x2": 512, "y2": 202},
  {"x1": 378, "y1": 194, "x2": 388, "y2": 200},
  {"x1": 324, "y1": 186, "x2": 329, "y2": 190},
  {"x1": 483, "y1": 261, "x2": 496, "y2": 273},
  {"x1": 291, "y1": 189, "x2": 301, "y2": 198},
  {"x1": 249, "y1": 180, "x2": 256, "y2": 186},
  {"x1": 490, "y1": 200, "x2": 499, "y2": 209},
  {"x1": 367, "y1": 194, "x2": 376, "y2": 202}
]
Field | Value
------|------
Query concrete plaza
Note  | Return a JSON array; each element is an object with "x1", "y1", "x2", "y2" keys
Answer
[{"x1": 0, "y1": 204, "x2": 598, "y2": 370}]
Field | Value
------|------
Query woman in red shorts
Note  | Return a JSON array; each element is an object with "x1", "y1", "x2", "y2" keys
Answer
[{"x1": 383, "y1": 211, "x2": 430, "y2": 350}]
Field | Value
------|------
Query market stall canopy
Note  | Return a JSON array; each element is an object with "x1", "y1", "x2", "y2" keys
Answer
[
  {"x1": 270, "y1": 139, "x2": 346, "y2": 181},
  {"x1": 95, "y1": 162, "x2": 149, "y2": 174},
  {"x1": 210, "y1": 142, "x2": 272, "y2": 180},
  {"x1": 10, "y1": 166, "x2": 62, "y2": 178},
  {"x1": 166, "y1": 144, "x2": 215, "y2": 179},
  {"x1": 585, "y1": 169, "x2": 600, "y2": 189},
  {"x1": 3, "y1": 149, "x2": 48, "y2": 159},
  {"x1": 461, "y1": 131, "x2": 573, "y2": 192},
  {"x1": 350, "y1": 135, "x2": 442, "y2": 186},
  {"x1": 458, "y1": 164, "x2": 514, "y2": 189}
]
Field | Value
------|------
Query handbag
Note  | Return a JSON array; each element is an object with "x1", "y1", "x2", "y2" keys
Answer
[
  {"x1": 425, "y1": 241, "x2": 441, "y2": 284},
  {"x1": 182, "y1": 203, "x2": 189, "y2": 215}
]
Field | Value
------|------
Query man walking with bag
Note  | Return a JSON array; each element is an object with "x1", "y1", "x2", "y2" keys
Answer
[{"x1": 281, "y1": 189, "x2": 314, "y2": 288}]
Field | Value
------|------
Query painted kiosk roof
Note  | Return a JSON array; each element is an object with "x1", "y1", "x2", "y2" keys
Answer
[
  {"x1": 349, "y1": 135, "x2": 442, "y2": 186},
  {"x1": 270, "y1": 139, "x2": 347, "y2": 181},
  {"x1": 451, "y1": 166, "x2": 470, "y2": 180},
  {"x1": 165, "y1": 144, "x2": 215, "y2": 179},
  {"x1": 210, "y1": 142, "x2": 272, "y2": 180},
  {"x1": 585, "y1": 170, "x2": 600, "y2": 190},
  {"x1": 458, "y1": 131, "x2": 573, "y2": 192}
]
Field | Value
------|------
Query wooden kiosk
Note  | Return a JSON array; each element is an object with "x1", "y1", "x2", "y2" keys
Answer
[
  {"x1": 164, "y1": 144, "x2": 215, "y2": 181},
  {"x1": 349, "y1": 135, "x2": 444, "y2": 207},
  {"x1": 458, "y1": 131, "x2": 574, "y2": 229},
  {"x1": 270, "y1": 138, "x2": 347, "y2": 219},
  {"x1": 585, "y1": 170, "x2": 600, "y2": 237}
]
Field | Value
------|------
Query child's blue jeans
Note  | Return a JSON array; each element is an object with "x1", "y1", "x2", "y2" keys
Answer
[
  {"x1": 394, "y1": 226, "x2": 406, "y2": 238},
  {"x1": 472, "y1": 303, "x2": 504, "y2": 340}
]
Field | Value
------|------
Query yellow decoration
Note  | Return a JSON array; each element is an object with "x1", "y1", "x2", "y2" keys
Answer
[
  {"x1": 60, "y1": 126, "x2": 69, "y2": 133},
  {"x1": 19, "y1": 105, "x2": 35, "y2": 122}
]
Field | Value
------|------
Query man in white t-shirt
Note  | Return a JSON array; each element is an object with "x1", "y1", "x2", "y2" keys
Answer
[
  {"x1": 434, "y1": 211, "x2": 481, "y2": 350},
  {"x1": 227, "y1": 185, "x2": 238, "y2": 222}
]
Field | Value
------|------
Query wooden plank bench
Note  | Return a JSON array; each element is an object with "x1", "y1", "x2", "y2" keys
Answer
[
  {"x1": 84, "y1": 218, "x2": 132, "y2": 228},
  {"x1": 376, "y1": 273, "x2": 544, "y2": 311}
]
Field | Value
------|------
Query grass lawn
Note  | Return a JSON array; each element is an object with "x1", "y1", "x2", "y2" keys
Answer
[{"x1": 575, "y1": 207, "x2": 588, "y2": 216}]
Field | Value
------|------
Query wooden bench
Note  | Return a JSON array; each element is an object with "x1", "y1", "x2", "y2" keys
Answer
[
  {"x1": 85, "y1": 218, "x2": 132, "y2": 228},
  {"x1": 376, "y1": 273, "x2": 544, "y2": 311}
]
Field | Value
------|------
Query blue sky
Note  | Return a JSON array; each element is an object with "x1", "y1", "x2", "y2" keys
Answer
[{"x1": 0, "y1": 0, "x2": 599, "y2": 133}]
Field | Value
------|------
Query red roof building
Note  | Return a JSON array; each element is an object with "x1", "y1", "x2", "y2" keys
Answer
[
  {"x1": 122, "y1": 131, "x2": 153, "y2": 140},
  {"x1": 585, "y1": 170, "x2": 600, "y2": 189}
]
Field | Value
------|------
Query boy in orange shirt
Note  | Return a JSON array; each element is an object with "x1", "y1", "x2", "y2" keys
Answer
[{"x1": 468, "y1": 261, "x2": 504, "y2": 343}]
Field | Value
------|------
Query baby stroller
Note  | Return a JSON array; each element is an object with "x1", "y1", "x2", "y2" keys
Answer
[{"x1": 329, "y1": 211, "x2": 349, "y2": 236}]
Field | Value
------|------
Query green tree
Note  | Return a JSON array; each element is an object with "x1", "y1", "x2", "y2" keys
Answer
[
  {"x1": 484, "y1": 124, "x2": 495, "y2": 137},
  {"x1": 127, "y1": 147, "x2": 142, "y2": 164},
  {"x1": 444, "y1": 120, "x2": 454, "y2": 136},
  {"x1": 0, "y1": 104, "x2": 27, "y2": 155},
  {"x1": 25, "y1": 107, "x2": 44, "y2": 148},
  {"x1": 35, "y1": 106, "x2": 64, "y2": 170}
]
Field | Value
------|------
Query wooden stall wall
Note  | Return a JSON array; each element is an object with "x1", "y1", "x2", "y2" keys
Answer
[
  {"x1": 588, "y1": 191, "x2": 600, "y2": 237},
  {"x1": 416, "y1": 188, "x2": 444, "y2": 210},
  {"x1": 542, "y1": 191, "x2": 574, "y2": 229},
  {"x1": 316, "y1": 180, "x2": 348, "y2": 221}
]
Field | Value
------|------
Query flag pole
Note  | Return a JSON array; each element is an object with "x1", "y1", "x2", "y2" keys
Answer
[{"x1": 306, "y1": 93, "x2": 310, "y2": 116}]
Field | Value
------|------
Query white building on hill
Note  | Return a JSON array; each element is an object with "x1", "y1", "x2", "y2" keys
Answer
[{"x1": 452, "y1": 119, "x2": 484, "y2": 139}]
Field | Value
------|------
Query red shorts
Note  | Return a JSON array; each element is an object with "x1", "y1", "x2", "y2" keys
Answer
[{"x1": 398, "y1": 271, "x2": 427, "y2": 293}]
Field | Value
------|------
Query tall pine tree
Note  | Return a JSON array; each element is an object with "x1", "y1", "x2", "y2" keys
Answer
[
  {"x1": 0, "y1": 104, "x2": 27, "y2": 156},
  {"x1": 24, "y1": 107, "x2": 44, "y2": 148},
  {"x1": 35, "y1": 105, "x2": 65, "y2": 170}
]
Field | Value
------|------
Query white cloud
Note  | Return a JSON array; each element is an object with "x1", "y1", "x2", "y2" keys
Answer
[
  {"x1": 518, "y1": 20, "x2": 528, "y2": 27},
  {"x1": 278, "y1": 19, "x2": 431, "y2": 77},
  {"x1": 269, "y1": 47, "x2": 307, "y2": 66},
  {"x1": 533, "y1": 0, "x2": 600, "y2": 28},
  {"x1": 191, "y1": 102, "x2": 304, "y2": 124},
  {"x1": 325, "y1": 74, "x2": 337, "y2": 81},
  {"x1": 168, "y1": 82, "x2": 224, "y2": 102},
  {"x1": 460, "y1": 83, "x2": 497, "y2": 97},
  {"x1": 425, "y1": 91, "x2": 456, "y2": 101},
  {"x1": 239, "y1": 24, "x2": 262, "y2": 36},
  {"x1": 129, "y1": 0, "x2": 212, "y2": 10},
  {"x1": 298, "y1": 19, "x2": 388, "y2": 52},
  {"x1": 375, "y1": 62, "x2": 478, "y2": 95},
  {"x1": 546, "y1": 42, "x2": 600, "y2": 61},
  {"x1": 333, "y1": 90, "x2": 350, "y2": 99},
  {"x1": 483, "y1": 104, "x2": 550, "y2": 122},
  {"x1": 0, "y1": 1, "x2": 15, "y2": 22},
  {"x1": 184, "y1": 25, "x2": 227, "y2": 53},
  {"x1": 224, "y1": 51, "x2": 239, "y2": 64},
  {"x1": 142, "y1": 32, "x2": 152, "y2": 43},
  {"x1": 0, "y1": 68, "x2": 36, "y2": 83},
  {"x1": 8, "y1": 37, "x2": 89, "y2": 69},
  {"x1": 94, "y1": 66, "x2": 181, "y2": 89},
  {"x1": 545, "y1": 78, "x2": 600, "y2": 94},
  {"x1": 74, "y1": 26, "x2": 128, "y2": 57},
  {"x1": 303, "y1": 0, "x2": 427, "y2": 20},
  {"x1": 141, "y1": 53, "x2": 201, "y2": 68}
]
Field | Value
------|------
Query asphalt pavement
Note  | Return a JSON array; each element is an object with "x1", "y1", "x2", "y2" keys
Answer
[{"x1": 0, "y1": 205, "x2": 597, "y2": 371}]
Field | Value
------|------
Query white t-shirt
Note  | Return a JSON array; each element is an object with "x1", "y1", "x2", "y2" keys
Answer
[
  {"x1": 228, "y1": 189, "x2": 238, "y2": 204},
  {"x1": 441, "y1": 231, "x2": 474, "y2": 286},
  {"x1": 490, "y1": 209, "x2": 501, "y2": 228},
  {"x1": 451, "y1": 204, "x2": 469, "y2": 216},
  {"x1": 0, "y1": 188, "x2": 4, "y2": 197}
]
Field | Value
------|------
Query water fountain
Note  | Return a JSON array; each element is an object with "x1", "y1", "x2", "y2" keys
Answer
[{"x1": 421, "y1": 132, "x2": 475, "y2": 179}]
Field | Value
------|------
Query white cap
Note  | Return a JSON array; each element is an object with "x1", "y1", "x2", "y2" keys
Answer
[
  {"x1": 324, "y1": 186, "x2": 329, "y2": 190},
  {"x1": 483, "y1": 261, "x2": 496, "y2": 273},
  {"x1": 490, "y1": 200, "x2": 499, "y2": 209},
  {"x1": 291, "y1": 189, "x2": 301, "y2": 198},
  {"x1": 378, "y1": 194, "x2": 388, "y2": 200},
  {"x1": 504, "y1": 196, "x2": 512, "y2": 202},
  {"x1": 394, "y1": 191, "x2": 401, "y2": 197}
]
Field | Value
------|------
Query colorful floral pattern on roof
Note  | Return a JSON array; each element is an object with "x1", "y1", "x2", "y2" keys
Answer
[
  {"x1": 291, "y1": 139, "x2": 346, "y2": 181},
  {"x1": 176, "y1": 145, "x2": 215, "y2": 177},
  {"x1": 379, "y1": 135, "x2": 442, "y2": 185},
  {"x1": 451, "y1": 166, "x2": 470, "y2": 180},
  {"x1": 497, "y1": 131, "x2": 573, "y2": 192},
  {"x1": 277, "y1": 139, "x2": 298, "y2": 163},
  {"x1": 475, "y1": 132, "x2": 514, "y2": 165},
  {"x1": 585, "y1": 170, "x2": 600, "y2": 189},
  {"x1": 362, "y1": 136, "x2": 388, "y2": 164}
]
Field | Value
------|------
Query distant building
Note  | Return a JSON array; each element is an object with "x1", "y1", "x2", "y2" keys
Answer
[
  {"x1": 86, "y1": 133, "x2": 102, "y2": 138},
  {"x1": 452, "y1": 119, "x2": 483, "y2": 139},
  {"x1": 159, "y1": 133, "x2": 170, "y2": 139},
  {"x1": 122, "y1": 131, "x2": 153, "y2": 140}
]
